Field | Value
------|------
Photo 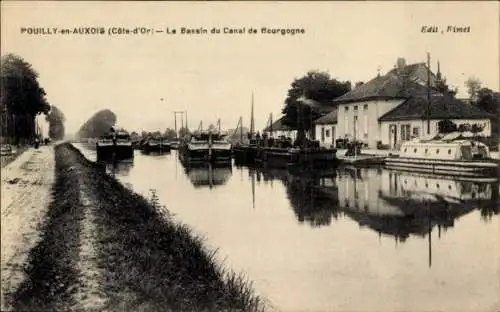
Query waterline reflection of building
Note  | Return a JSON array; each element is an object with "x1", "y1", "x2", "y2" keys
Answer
[
  {"x1": 183, "y1": 163, "x2": 232, "y2": 189},
  {"x1": 338, "y1": 168, "x2": 498, "y2": 242},
  {"x1": 241, "y1": 164, "x2": 498, "y2": 237}
]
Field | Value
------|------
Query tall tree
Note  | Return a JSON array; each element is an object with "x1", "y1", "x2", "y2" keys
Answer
[
  {"x1": 282, "y1": 71, "x2": 351, "y2": 143},
  {"x1": 476, "y1": 88, "x2": 500, "y2": 135},
  {"x1": 464, "y1": 76, "x2": 482, "y2": 103},
  {"x1": 45, "y1": 105, "x2": 66, "y2": 140},
  {"x1": 1, "y1": 54, "x2": 50, "y2": 144},
  {"x1": 77, "y1": 109, "x2": 117, "y2": 138}
]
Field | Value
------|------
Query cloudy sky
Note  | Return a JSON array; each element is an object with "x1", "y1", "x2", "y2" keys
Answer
[{"x1": 2, "y1": 1, "x2": 498, "y2": 135}]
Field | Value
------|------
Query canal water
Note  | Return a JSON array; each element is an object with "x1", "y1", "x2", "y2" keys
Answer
[{"x1": 75, "y1": 145, "x2": 499, "y2": 312}]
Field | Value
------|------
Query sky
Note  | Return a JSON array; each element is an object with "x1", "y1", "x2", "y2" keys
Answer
[{"x1": 2, "y1": 1, "x2": 499, "y2": 135}]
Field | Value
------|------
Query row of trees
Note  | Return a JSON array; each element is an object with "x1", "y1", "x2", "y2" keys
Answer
[{"x1": 1, "y1": 54, "x2": 64, "y2": 144}]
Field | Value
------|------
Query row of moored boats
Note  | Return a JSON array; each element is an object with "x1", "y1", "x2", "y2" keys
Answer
[{"x1": 93, "y1": 127, "x2": 499, "y2": 179}]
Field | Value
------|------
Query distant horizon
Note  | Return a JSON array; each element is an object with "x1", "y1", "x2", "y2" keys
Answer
[{"x1": 3, "y1": 1, "x2": 499, "y2": 135}]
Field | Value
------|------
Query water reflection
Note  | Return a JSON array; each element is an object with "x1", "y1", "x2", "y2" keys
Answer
[
  {"x1": 183, "y1": 163, "x2": 233, "y2": 189},
  {"x1": 105, "y1": 160, "x2": 134, "y2": 177},
  {"x1": 242, "y1": 164, "x2": 499, "y2": 237}
]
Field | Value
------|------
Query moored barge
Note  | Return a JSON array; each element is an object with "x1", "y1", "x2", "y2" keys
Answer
[
  {"x1": 179, "y1": 130, "x2": 232, "y2": 164},
  {"x1": 385, "y1": 138, "x2": 498, "y2": 177}
]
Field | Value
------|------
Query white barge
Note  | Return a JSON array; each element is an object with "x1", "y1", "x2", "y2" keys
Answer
[{"x1": 385, "y1": 135, "x2": 498, "y2": 177}]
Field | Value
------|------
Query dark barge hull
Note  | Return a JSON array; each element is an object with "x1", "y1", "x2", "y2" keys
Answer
[
  {"x1": 179, "y1": 148, "x2": 232, "y2": 164},
  {"x1": 96, "y1": 145, "x2": 134, "y2": 161},
  {"x1": 232, "y1": 145, "x2": 258, "y2": 163},
  {"x1": 255, "y1": 148, "x2": 339, "y2": 168},
  {"x1": 142, "y1": 144, "x2": 171, "y2": 154}
]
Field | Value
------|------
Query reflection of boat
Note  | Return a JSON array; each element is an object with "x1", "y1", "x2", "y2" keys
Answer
[
  {"x1": 385, "y1": 137, "x2": 498, "y2": 177},
  {"x1": 337, "y1": 168, "x2": 498, "y2": 241},
  {"x1": 179, "y1": 130, "x2": 232, "y2": 164},
  {"x1": 104, "y1": 159, "x2": 134, "y2": 176},
  {"x1": 184, "y1": 163, "x2": 232, "y2": 189},
  {"x1": 96, "y1": 128, "x2": 134, "y2": 160}
]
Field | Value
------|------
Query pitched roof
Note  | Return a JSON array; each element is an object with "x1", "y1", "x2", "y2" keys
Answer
[
  {"x1": 379, "y1": 95, "x2": 495, "y2": 121},
  {"x1": 333, "y1": 62, "x2": 440, "y2": 104},
  {"x1": 386, "y1": 63, "x2": 438, "y2": 86},
  {"x1": 314, "y1": 109, "x2": 338, "y2": 125},
  {"x1": 332, "y1": 74, "x2": 440, "y2": 104},
  {"x1": 263, "y1": 116, "x2": 294, "y2": 132}
]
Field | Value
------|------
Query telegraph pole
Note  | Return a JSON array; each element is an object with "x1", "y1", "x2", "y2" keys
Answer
[
  {"x1": 174, "y1": 111, "x2": 185, "y2": 138},
  {"x1": 427, "y1": 52, "x2": 431, "y2": 135}
]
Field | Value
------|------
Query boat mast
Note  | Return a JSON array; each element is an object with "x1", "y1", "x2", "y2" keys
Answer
[
  {"x1": 174, "y1": 112, "x2": 178, "y2": 138},
  {"x1": 269, "y1": 113, "x2": 273, "y2": 137},
  {"x1": 198, "y1": 120, "x2": 203, "y2": 131},
  {"x1": 217, "y1": 118, "x2": 221, "y2": 132},
  {"x1": 250, "y1": 92, "x2": 255, "y2": 137},
  {"x1": 427, "y1": 52, "x2": 431, "y2": 135},
  {"x1": 239, "y1": 116, "x2": 243, "y2": 142},
  {"x1": 185, "y1": 110, "x2": 188, "y2": 133}
]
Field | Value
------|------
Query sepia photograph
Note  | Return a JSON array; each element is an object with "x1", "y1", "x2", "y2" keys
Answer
[{"x1": 1, "y1": 1, "x2": 499, "y2": 311}]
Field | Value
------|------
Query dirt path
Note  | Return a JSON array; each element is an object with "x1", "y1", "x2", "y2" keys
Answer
[{"x1": 0, "y1": 146, "x2": 55, "y2": 311}]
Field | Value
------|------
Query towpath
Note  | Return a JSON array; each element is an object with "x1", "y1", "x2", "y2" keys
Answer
[{"x1": 0, "y1": 146, "x2": 55, "y2": 311}]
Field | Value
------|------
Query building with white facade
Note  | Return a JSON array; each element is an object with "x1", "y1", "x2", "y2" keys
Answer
[{"x1": 331, "y1": 58, "x2": 494, "y2": 149}]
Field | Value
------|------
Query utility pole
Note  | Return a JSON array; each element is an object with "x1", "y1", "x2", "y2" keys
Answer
[
  {"x1": 427, "y1": 52, "x2": 431, "y2": 135},
  {"x1": 174, "y1": 111, "x2": 184, "y2": 138}
]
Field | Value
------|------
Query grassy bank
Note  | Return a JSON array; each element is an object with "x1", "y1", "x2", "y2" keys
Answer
[{"x1": 20, "y1": 142, "x2": 264, "y2": 311}]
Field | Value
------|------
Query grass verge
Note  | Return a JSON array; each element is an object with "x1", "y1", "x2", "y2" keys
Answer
[
  {"x1": 6, "y1": 144, "x2": 82, "y2": 311},
  {"x1": 62, "y1": 143, "x2": 266, "y2": 312}
]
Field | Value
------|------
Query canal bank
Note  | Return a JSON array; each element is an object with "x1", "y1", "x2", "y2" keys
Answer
[{"x1": 2, "y1": 143, "x2": 264, "y2": 312}]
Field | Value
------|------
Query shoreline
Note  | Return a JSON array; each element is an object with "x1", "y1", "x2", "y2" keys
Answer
[{"x1": 4, "y1": 143, "x2": 265, "y2": 312}]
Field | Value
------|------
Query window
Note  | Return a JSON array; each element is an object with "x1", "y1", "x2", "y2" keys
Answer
[
  {"x1": 425, "y1": 148, "x2": 428, "y2": 154},
  {"x1": 321, "y1": 127, "x2": 325, "y2": 142},
  {"x1": 363, "y1": 104, "x2": 368, "y2": 110},
  {"x1": 414, "y1": 148, "x2": 418, "y2": 153},
  {"x1": 436, "y1": 149, "x2": 440, "y2": 154},
  {"x1": 345, "y1": 106, "x2": 349, "y2": 112},
  {"x1": 325, "y1": 129, "x2": 330, "y2": 137},
  {"x1": 412, "y1": 127, "x2": 419, "y2": 137},
  {"x1": 354, "y1": 106, "x2": 358, "y2": 111},
  {"x1": 344, "y1": 116, "x2": 349, "y2": 134},
  {"x1": 404, "y1": 148, "x2": 407, "y2": 152}
]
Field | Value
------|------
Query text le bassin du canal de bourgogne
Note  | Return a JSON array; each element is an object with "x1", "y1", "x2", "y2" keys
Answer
[{"x1": 20, "y1": 26, "x2": 306, "y2": 36}]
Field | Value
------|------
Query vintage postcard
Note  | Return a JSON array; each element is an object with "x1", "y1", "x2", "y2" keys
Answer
[{"x1": 1, "y1": 1, "x2": 499, "y2": 311}]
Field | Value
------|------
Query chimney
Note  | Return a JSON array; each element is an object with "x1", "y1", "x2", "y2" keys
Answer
[{"x1": 397, "y1": 57, "x2": 406, "y2": 69}]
